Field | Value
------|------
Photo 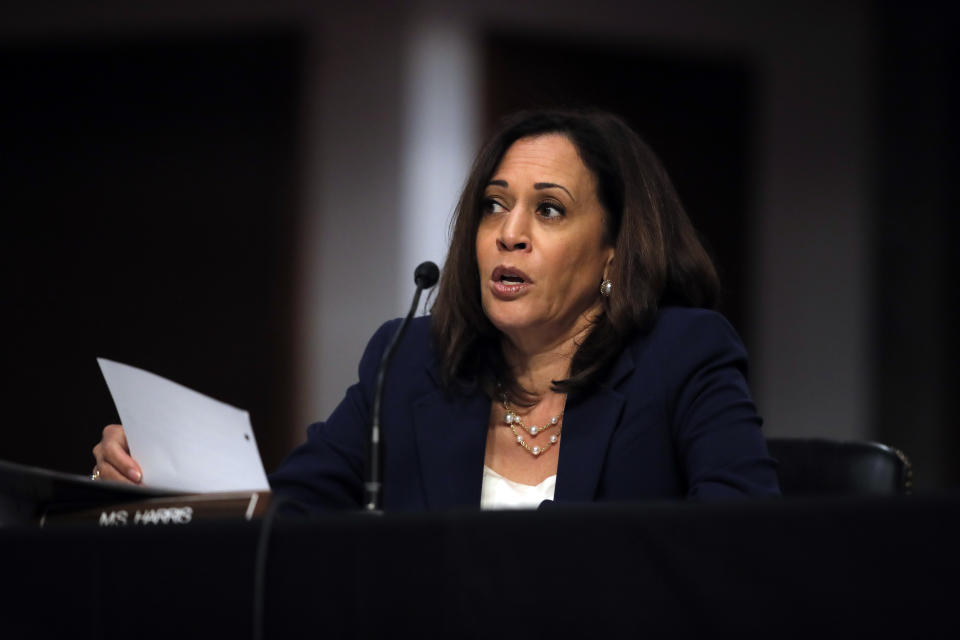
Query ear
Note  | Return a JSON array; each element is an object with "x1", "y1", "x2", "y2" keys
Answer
[{"x1": 602, "y1": 247, "x2": 615, "y2": 280}]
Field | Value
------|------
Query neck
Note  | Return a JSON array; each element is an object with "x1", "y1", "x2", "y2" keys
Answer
[{"x1": 500, "y1": 305, "x2": 600, "y2": 397}]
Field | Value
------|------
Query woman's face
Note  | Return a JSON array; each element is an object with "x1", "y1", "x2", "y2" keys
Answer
[{"x1": 476, "y1": 134, "x2": 615, "y2": 350}]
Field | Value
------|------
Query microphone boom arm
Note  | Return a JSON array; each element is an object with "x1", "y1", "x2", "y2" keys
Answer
[{"x1": 364, "y1": 261, "x2": 439, "y2": 512}]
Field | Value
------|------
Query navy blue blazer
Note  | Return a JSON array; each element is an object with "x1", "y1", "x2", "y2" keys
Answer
[{"x1": 268, "y1": 307, "x2": 780, "y2": 511}]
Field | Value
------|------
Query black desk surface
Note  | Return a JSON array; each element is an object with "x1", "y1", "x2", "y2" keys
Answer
[{"x1": 3, "y1": 493, "x2": 959, "y2": 639}]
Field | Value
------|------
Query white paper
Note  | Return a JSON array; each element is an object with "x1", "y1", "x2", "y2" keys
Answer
[{"x1": 97, "y1": 358, "x2": 270, "y2": 493}]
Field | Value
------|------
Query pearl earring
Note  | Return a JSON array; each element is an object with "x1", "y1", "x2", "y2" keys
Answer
[{"x1": 600, "y1": 279, "x2": 613, "y2": 297}]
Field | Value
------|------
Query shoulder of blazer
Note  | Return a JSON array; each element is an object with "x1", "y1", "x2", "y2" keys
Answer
[
  {"x1": 627, "y1": 307, "x2": 746, "y2": 366},
  {"x1": 360, "y1": 315, "x2": 446, "y2": 405},
  {"x1": 359, "y1": 315, "x2": 435, "y2": 377},
  {"x1": 610, "y1": 307, "x2": 748, "y2": 394}
]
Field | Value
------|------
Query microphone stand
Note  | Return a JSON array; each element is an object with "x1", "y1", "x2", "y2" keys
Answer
[{"x1": 364, "y1": 261, "x2": 439, "y2": 513}]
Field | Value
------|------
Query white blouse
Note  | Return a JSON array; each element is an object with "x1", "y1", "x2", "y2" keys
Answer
[{"x1": 480, "y1": 465, "x2": 557, "y2": 510}]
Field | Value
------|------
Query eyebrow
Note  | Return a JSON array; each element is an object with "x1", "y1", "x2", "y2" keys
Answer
[
  {"x1": 535, "y1": 182, "x2": 575, "y2": 200},
  {"x1": 486, "y1": 180, "x2": 575, "y2": 201}
]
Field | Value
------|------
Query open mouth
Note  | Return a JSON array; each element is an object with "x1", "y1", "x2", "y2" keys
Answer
[{"x1": 492, "y1": 266, "x2": 531, "y2": 285}]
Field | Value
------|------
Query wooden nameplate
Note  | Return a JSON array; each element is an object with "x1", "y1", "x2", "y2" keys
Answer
[
  {"x1": 0, "y1": 458, "x2": 270, "y2": 527},
  {"x1": 40, "y1": 490, "x2": 271, "y2": 527}
]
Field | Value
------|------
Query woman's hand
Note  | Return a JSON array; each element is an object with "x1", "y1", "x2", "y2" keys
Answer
[{"x1": 92, "y1": 424, "x2": 143, "y2": 484}]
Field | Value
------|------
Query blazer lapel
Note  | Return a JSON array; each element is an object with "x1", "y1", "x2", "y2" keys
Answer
[
  {"x1": 554, "y1": 347, "x2": 636, "y2": 502},
  {"x1": 412, "y1": 386, "x2": 489, "y2": 510},
  {"x1": 412, "y1": 339, "x2": 637, "y2": 508}
]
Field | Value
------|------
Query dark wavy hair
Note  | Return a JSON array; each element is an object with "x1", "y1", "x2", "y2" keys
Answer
[{"x1": 431, "y1": 108, "x2": 720, "y2": 402}]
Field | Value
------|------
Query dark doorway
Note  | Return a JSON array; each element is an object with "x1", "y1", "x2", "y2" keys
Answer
[{"x1": 0, "y1": 32, "x2": 304, "y2": 474}]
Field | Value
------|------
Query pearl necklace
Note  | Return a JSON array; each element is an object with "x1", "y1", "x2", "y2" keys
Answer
[{"x1": 501, "y1": 395, "x2": 564, "y2": 457}]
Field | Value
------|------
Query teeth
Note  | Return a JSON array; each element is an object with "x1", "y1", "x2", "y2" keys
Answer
[{"x1": 501, "y1": 275, "x2": 524, "y2": 283}]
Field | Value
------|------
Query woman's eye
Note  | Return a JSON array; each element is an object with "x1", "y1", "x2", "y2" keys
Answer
[
  {"x1": 482, "y1": 198, "x2": 505, "y2": 214},
  {"x1": 537, "y1": 202, "x2": 565, "y2": 219}
]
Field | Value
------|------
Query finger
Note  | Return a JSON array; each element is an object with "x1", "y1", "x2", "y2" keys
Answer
[
  {"x1": 97, "y1": 459, "x2": 137, "y2": 484},
  {"x1": 102, "y1": 424, "x2": 130, "y2": 454},
  {"x1": 103, "y1": 443, "x2": 142, "y2": 483},
  {"x1": 101, "y1": 430, "x2": 142, "y2": 483}
]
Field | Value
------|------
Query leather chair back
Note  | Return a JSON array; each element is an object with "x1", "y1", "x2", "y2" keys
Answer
[{"x1": 766, "y1": 438, "x2": 913, "y2": 496}]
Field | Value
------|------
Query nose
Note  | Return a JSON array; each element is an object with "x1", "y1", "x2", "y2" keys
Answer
[{"x1": 496, "y1": 210, "x2": 531, "y2": 252}]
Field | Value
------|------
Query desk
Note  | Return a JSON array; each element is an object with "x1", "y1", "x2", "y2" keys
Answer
[{"x1": 3, "y1": 493, "x2": 958, "y2": 639}]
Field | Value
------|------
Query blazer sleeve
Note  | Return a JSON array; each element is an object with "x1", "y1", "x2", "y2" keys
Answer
[
  {"x1": 267, "y1": 319, "x2": 401, "y2": 511},
  {"x1": 661, "y1": 310, "x2": 780, "y2": 499}
]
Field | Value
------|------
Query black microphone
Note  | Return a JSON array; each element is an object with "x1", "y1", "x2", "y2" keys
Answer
[
  {"x1": 364, "y1": 261, "x2": 440, "y2": 512},
  {"x1": 414, "y1": 261, "x2": 440, "y2": 289}
]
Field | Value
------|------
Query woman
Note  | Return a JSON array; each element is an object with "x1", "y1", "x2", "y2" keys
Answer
[{"x1": 92, "y1": 109, "x2": 780, "y2": 510}]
